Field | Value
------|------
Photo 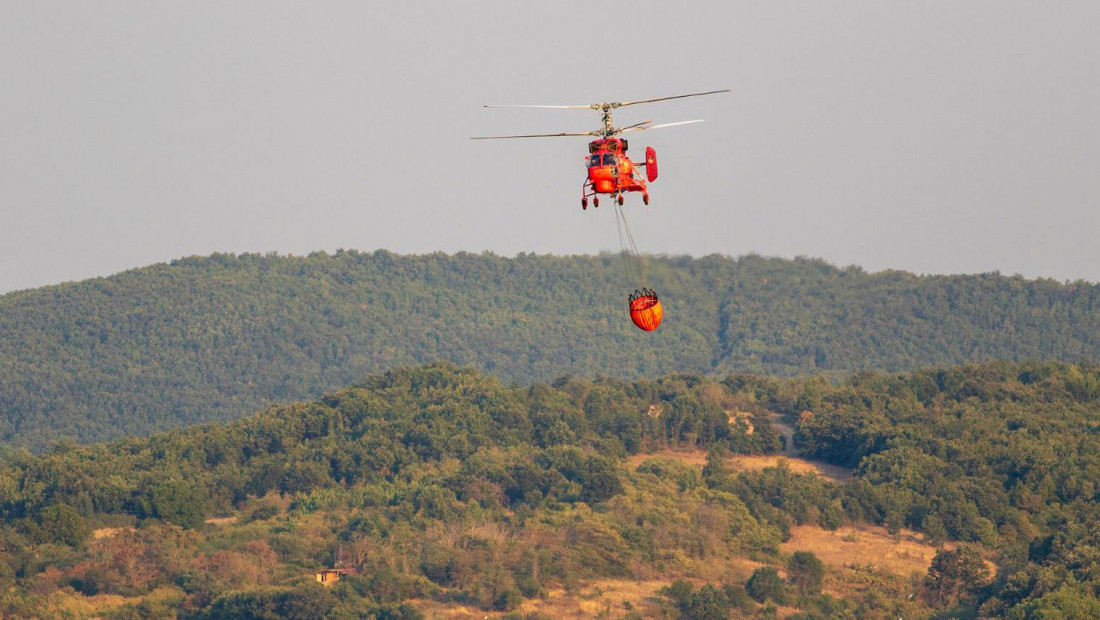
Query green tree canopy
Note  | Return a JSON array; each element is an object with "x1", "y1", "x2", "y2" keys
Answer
[
  {"x1": 3, "y1": 251, "x2": 1099, "y2": 449},
  {"x1": 787, "y1": 551, "x2": 825, "y2": 596}
]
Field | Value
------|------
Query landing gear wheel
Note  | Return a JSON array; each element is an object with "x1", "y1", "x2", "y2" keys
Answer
[
  {"x1": 617, "y1": 194, "x2": 625, "y2": 206},
  {"x1": 593, "y1": 197, "x2": 599, "y2": 208},
  {"x1": 643, "y1": 193, "x2": 649, "y2": 205},
  {"x1": 581, "y1": 198, "x2": 587, "y2": 210}
]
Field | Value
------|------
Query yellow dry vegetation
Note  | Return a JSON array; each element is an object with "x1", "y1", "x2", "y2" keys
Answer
[
  {"x1": 626, "y1": 449, "x2": 851, "y2": 482},
  {"x1": 409, "y1": 527, "x2": 946, "y2": 619},
  {"x1": 626, "y1": 448, "x2": 710, "y2": 468},
  {"x1": 781, "y1": 524, "x2": 939, "y2": 577},
  {"x1": 86, "y1": 516, "x2": 234, "y2": 541},
  {"x1": 42, "y1": 585, "x2": 183, "y2": 619},
  {"x1": 91, "y1": 526, "x2": 134, "y2": 539},
  {"x1": 727, "y1": 410, "x2": 755, "y2": 434},
  {"x1": 526, "y1": 580, "x2": 665, "y2": 619},
  {"x1": 413, "y1": 579, "x2": 670, "y2": 619},
  {"x1": 728, "y1": 455, "x2": 851, "y2": 482},
  {"x1": 414, "y1": 575, "x2": 809, "y2": 619}
]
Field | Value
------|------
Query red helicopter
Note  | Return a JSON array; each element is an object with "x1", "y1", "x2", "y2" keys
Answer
[{"x1": 473, "y1": 90, "x2": 729, "y2": 209}]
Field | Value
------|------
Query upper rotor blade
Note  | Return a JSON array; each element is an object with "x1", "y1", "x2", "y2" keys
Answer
[
  {"x1": 471, "y1": 131, "x2": 595, "y2": 140},
  {"x1": 618, "y1": 119, "x2": 704, "y2": 133},
  {"x1": 618, "y1": 89, "x2": 730, "y2": 108},
  {"x1": 483, "y1": 104, "x2": 593, "y2": 110}
]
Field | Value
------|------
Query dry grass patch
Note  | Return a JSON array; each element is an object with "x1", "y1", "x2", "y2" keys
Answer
[
  {"x1": 91, "y1": 526, "x2": 134, "y2": 539},
  {"x1": 525, "y1": 579, "x2": 667, "y2": 619},
  {"x1": 412, "y1": 579, "x2": 669, "y2": 619},
  {"x1": 626, "y1": 449, "x2": 851, "y2": 482},
  {"x1": 408, "y1": 598, "x2": 488, "y2": 619},
  {"x1": 44, "y1": 590, "x2": 134, "y2": 618},
  {"x1": 727, "y1": 410, "x2": 755, "y2": 434},
  {"x1": 728, "y1": 455, "x2": 852, "y2": 482},
  {"x1": 42, "y1": 585, "x2": 183, "y2": 619},
  {"x1": 626, "y1": 448, "x2": 710, "y2": 468},
  {"x1": 414, "y1": 581, "x2": 810, "y2": 620},
  {"x1": 781, "y1": 524, "x2": 938, "y2": 577}
]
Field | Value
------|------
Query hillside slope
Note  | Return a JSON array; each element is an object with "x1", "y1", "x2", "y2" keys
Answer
[
  {"x1": 2, "y1": 362, "x2": 1098, "y2": 618},
  {"x1": 1, "y1": 250, "x2": 1098, "y2": 448}
]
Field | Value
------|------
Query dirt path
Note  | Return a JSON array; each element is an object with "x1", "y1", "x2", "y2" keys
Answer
[{"x1": 768, "y1": 412, "x2": 799, "y2": 457}]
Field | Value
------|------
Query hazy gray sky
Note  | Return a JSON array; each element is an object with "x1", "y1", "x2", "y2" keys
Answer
[{"x1": 2, "y1": 1, "x2": 1098, "y2": 293}]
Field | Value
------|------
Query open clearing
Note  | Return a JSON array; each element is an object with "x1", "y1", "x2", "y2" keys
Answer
[
  {"x1": 413, "y1": 579, "x2": 669, "y2": 619},
  {"x1": 627, "y1": 413, "x2": 852, "y2": 482},
  {"x1": 782, "y1": 524, "x2": 939, "y2": 577},
  {"x1": 414, "y1": 575, "x2": 808, "y2": 619},
  {"x1": 627, "y1": 448, "x2": 851, "y2": 482},
  {"x1": 93, "y1": 515, "x2": 235, "y2": 540},
  {"x1": 727, "y1": 454, "x2": 851, "y2": 481},
  {"x1": 42, "y1": 586, "x2": 182, "y2": 619},
  {"x1": 92, "y1": 526, "x2": 131, "y2": 539}
]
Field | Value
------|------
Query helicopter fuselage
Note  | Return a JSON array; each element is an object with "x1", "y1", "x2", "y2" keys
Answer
[{"x1": 581, "y1": 138, "x2": 656, "y2": 208}]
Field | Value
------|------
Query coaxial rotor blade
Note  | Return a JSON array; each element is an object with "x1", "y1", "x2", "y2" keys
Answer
[
  {"x1": 617, "y1": 90, "x2": 730, "y2": 107},
  {"x1": 615, "y1": 120, "x2": 653, "y2": 132},
  {"x1": 483, "y1": 104, "x2": 595, "y2": 110},
  {"x1": 617, "y1": 119, "x2": 704, "y2": 133},
  {"x1": 470, "y1": 131, "x2": 596, "y2": 140}
]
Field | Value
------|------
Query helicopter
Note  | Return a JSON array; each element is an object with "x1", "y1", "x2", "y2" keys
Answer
[{"x1": 472, "y1": 89, "x2": 729, "y2": 209}]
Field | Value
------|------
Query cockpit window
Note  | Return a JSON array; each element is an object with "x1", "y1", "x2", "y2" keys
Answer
[
  {"x1": 588, "y1": 154, "x2": 601, "y2": 167},
  {"x1": 602, "y1": 153, "x2": 618, "y2": 166}
]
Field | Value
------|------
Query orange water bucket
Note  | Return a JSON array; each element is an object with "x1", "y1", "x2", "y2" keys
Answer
[{"x1": 628, "y1": 289, "x2": 663, "y2": 332}]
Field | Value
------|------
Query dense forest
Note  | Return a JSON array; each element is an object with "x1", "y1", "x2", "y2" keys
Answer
[
  {"x1": 0, "y1": 362, "x2": 1098, "y2": 618},
  {"x1": 2, "y1": 251, "x2": 1099, "y2": 449}
]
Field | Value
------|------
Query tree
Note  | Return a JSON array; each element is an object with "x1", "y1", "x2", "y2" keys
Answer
[
  {"x1": 922, "y1": 513, "x2": 948, "y2": 547},
  {"x1": 664, "y1": 579, "x2": 694, "y2": 609},
  {"x1": 36, "y1": 504, "x2": 90, "y2": 547},
  {"x1": 375, "y1": 605, "x2": 425, "y2": 620},
  {"x1": 926, "y1": 546, "x2": 990, "y2": 606},
  {"x1": 701, "y1": 445, "x2": 731, "y2": 487},
  {"x1": 722, "y1": 583, "x2": 755, "y2": 614},
  {"x1": 148, "y1": 480, "x2": 208, "y2": 529},
  {"x1": 198, "y1": 584, "x2": 335, "y2": 620},
  {"x1": 0, "y1": 557, "x2": 15, "y2": 592},
  {"x1": 1006, "y1": 585, "x2": 1100, "y2": 620},
  {"x1": 686, "y1": 584, "x2": 732, "y2": 620},
  {"x1": 746, "y1": 567, "x2": 785, "y2": 604},
  {"x1": 787, "y1": 551, "x2": 825, "y2": 596},
  {"x1": 578, "y1": 457, "x2": 622, "y2": 504}
]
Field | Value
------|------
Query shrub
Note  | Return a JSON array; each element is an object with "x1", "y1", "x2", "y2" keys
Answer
[
  {"x1": 787, "y1": 551, "x2": 825, "y2": 595},
  {"x1": 747, "y1": 567, "x2": 785, "y2": 604}
]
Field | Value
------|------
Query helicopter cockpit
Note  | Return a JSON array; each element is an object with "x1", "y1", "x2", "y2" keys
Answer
[{"x1": 588, "y1": 153, "x2": 618, "y2": 168}]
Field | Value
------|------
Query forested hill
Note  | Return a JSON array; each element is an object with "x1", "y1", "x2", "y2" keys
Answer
[
  {"x1": 2, "y1": 361, "x2": 1099, "y2": 618},
  {"x1": 1, "y1": 250, "x2": 1098, "y2": 449}
]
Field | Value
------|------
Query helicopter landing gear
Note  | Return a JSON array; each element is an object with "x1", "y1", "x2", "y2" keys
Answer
[
  {"x1": 642, "y1": 193, "x2": 649, "y2": 205},
  {"x1": 617, "y1": 193, "x2": 625, "y2": 206},
  {"x1": 593, "y1": 196, "x2": 599, "y2": 208},
  {"x1": 581, "y1": 197, "x2": 587, "y2": 210}
]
